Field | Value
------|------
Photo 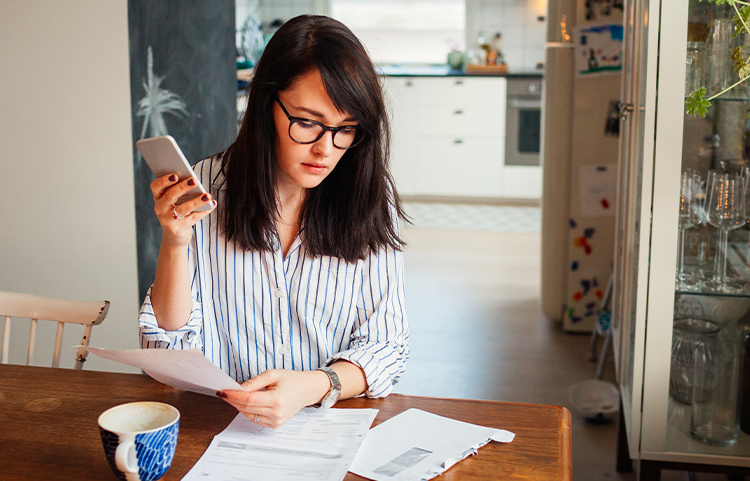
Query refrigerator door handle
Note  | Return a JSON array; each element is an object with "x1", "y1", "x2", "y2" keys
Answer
[{"x1": 619, "y1": 102, "x2": 635, "y2": 119}]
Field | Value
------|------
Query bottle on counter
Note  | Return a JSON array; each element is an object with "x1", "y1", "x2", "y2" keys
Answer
[
  {"x1": 492, "y1": 32, "x2": 504, "y2": 65},
  {"x1": 478, "y1": 30, "x2": 491, "y2": 65}
]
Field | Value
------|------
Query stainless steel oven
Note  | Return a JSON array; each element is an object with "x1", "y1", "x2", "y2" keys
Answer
[{"x1": 505, "y1": 77, "x2": 542, "y2": 166}]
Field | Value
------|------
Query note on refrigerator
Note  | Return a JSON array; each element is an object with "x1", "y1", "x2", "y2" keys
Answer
[
  {"x1": 182, "y1": 407, "x2": 379, "y2": 481},
  {"x1": 349, "y1": 408, "x2": 514, "y2": 481}
]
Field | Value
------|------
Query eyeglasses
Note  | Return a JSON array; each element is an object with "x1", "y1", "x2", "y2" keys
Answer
[{"x1": 275, "y1": 97, "x2": 363, "y2": 150}]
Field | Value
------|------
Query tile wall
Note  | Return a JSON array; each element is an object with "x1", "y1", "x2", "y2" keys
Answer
[
  {"x1": 476, "y1": 0, "x2": 547, "y2": 71},
  {"x1": 236, "y1": 0, "x2": 547, "y2": 72}
]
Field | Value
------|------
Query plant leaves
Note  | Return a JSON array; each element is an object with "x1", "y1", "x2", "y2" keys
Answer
[
  {"x1": 731, "y1": 46, "x2": 750, "y2": 78},
  {"x1": 733, "y1": 5, "x2": 750, "y2": 37},
  {"x1": 700, "y1": 0, "x2": 734, "y2": 5},
  {"x1": 686, "y1": 87, "x2": 711, "y2": 118}
]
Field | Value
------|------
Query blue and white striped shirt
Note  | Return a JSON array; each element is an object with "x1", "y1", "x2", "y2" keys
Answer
[{"x1": 138, "y1": 156, "x2": 409, "y2": 398}]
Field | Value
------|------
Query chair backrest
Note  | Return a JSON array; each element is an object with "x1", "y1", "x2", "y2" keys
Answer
[{"x1": 0, "y1": 291, "x2": 109, "y2": 369}]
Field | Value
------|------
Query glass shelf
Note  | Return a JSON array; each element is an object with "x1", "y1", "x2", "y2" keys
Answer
[{"x1": 676, "y1": 290, "x2": 750, "y2": 298}]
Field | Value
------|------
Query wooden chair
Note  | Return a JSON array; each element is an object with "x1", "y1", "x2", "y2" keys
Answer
[{"x1": 0, "y1": 291, "x2": 109, "y2": 369}]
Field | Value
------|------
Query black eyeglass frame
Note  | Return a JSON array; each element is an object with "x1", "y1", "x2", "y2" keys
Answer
[{"x1": 274, "y1": 96, "x2": 363, "y2": 150}]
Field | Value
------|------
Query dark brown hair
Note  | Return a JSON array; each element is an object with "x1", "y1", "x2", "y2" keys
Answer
[{"x1": 220, "y1": 14, "x2": 405, "y2": 261}]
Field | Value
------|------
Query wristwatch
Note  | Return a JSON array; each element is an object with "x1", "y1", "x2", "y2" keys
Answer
[{"x1": 315, "y1": 366, "x2": 341, "y2": 409}]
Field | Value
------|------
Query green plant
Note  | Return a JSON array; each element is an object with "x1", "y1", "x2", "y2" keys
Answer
[{"x1": 685, "y1": 0, "x2": 750, "y2": 117}]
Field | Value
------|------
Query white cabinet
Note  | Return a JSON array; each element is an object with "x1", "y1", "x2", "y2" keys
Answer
[
  {"x1": 416, "y1": 137, "x2": 504, "y2": 197},
  {"x1": 614, "y1": 0, "x2": 750, "y2": 476},
  {"x1": 382, "y1": 76, "x2": 508, "y2": 198},
  {"x1": 383, "y1": 77, "x2": 417, "y2": 195}
]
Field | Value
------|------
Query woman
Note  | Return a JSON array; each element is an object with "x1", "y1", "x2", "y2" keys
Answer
[{"x1": 138, "y1": 15, "x2": 409, "y2": 429}]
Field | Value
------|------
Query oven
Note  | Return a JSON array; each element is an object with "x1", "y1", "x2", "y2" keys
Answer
[{"x1": 505, "y1": 77, "x2": 542, "y2": 166}]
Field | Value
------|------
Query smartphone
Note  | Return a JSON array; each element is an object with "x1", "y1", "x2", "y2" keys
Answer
[{"x1": 136, "y1": 135, "x2": 212, "y2": 212}]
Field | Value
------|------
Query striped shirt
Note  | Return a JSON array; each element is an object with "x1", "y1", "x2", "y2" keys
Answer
[{"x1": 138, "y1": 156, "x2": 409, "y2": 398}]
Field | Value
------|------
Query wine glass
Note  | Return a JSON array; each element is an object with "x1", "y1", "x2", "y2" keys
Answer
[
  {"x1": 704, "y1": 170, "x2": 746, "y2": 294},
  {"x1": 676, "y1": 170, "x2": 701, "y2": 292}
]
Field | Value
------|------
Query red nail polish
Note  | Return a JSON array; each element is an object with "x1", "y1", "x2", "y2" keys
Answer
[
  {"x1": 202, "y1": 194, "x2": 209, "y2": 202},
  {"x1": 168, "y1": 174, "x2": 177, "y2": 182},
  {"x1": 212, "y1": 200, "x2": 217, "y2": 206},
  {"x1": 187, "y1": 178, "x2": 196, "y2": 187},
  {"x1": 216, "y1": 391, "x2": 226, "y2": 398}
]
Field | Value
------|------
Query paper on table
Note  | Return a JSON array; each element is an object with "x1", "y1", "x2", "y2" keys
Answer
[
  {"x1": 349, "y1": 408, "x2": 515, "y2": 481},
  {"x1": 80, "y1": 346, "x2": 242, "y2": 396},
  {"x1": 182, "y1": 407, "x2": 378, "y2": 481}
]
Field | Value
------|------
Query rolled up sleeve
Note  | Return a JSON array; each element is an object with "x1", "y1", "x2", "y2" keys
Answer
[
  {"x1": 138, "y1": 286, "x2": 204, "y2": 350},
  {"x1": 328, "y1": 241, "x2": 409, "y2": 398}
]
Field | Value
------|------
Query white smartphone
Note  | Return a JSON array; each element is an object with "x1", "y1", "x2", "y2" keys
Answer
[{"x1": 136, "y1": 135, "x2": 212, "y2": 212}]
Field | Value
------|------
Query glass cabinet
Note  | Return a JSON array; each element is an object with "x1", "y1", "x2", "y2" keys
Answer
[{"x1": 613, "y1": 0, "x2": 750, "y2": 474}]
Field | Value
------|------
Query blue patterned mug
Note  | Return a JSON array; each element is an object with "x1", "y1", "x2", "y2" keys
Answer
[{"x1": 98, "y1": 401, "x2": 179, "y2": 481}]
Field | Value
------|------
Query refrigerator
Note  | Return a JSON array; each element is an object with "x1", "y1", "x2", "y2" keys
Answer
[{"x1": 540, "y1": 0, "x2": 624, "y2": 332}]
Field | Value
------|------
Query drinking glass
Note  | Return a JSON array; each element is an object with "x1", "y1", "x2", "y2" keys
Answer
[
  {"x1": 704, "y1": 171, "x2": 746, "y2": 294},
  {"x1": 677, "y1": 170, "x2": 701, "y2": 292},
  {"x1": 691, "y1": 327, "x2": 740, "y2": 447},
  {"x1": 670, "y1": 318, "x2": 720, "y2": 404},
  {"x1": 706, "y1": 19, "x2": 735, "y2": 94}
]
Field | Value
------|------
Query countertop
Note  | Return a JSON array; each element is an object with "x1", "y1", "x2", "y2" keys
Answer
[{"x1": 376, "y1": 64, "x2": 544, "y2": 78}]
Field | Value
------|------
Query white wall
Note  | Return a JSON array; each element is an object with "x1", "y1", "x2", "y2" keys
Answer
[
  {"x1": 239, "y1": 0, "x2": 546, "y2": 72},
  {"x1": 0, "y1": 0, "x2": 140, "y2": 372}
]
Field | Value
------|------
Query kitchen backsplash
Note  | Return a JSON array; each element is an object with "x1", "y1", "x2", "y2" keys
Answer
[
  {"x1": 236, "y1": 0, "x2": 546, "y2": 72},
  {"x1": 478, "y1": 0, "x2": 546, "y2": 71}
]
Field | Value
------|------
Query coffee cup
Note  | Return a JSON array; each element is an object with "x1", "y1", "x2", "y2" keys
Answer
[{"x1": 98, "y1": 401, "x2": 180, "y2": 481}]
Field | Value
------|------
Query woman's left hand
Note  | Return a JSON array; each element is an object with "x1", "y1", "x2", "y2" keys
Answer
[{"x1": 218, "y1": 369, "x2": 330, "y2": 429}]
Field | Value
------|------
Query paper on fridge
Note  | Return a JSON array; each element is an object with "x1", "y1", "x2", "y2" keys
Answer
[
  {"x1": 349, "y1": 408, "x2": 515, "y2": 481},
  {"x1": 80, "y1": 346, "x2": 242, "y2": 396},
  {"x1": 182, "y1": 407, "x2": 379, "y2": 481}
]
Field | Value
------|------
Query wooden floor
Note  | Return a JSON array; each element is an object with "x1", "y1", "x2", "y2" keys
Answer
[{"x1": 396, "y1": 226, "x2": 731, "y2": 481}]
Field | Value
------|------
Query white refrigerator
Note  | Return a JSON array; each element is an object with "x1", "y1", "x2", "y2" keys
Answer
[{"x1": 540, "y1": 0, "x2": 623, "y2": 332}]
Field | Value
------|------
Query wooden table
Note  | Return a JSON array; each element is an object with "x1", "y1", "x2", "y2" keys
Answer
[{"x1": 0, "y1": 364, "x2": 572, "y2": 480}]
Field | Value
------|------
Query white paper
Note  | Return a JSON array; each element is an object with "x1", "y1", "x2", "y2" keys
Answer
[
  {"x1": 81, "y1": 346, "x2": 243, "y2": 396},
  {"x1": 578, "y1": 164, "x2": 616, "y2": 217},
  {"x1": 349, "y1": 408, "x2": 514, "y2": 481},
  {"x1": 182, "y1": 407, "x2": 378, "y2": 481}
]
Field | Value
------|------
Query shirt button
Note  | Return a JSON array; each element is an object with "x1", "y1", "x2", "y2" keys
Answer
[
  {"x1": 273, "y1": 288, "x2": 283, "y2": 299},
  {"x1": 278, "y1": 345, "x2": 291, "y2": 355}
]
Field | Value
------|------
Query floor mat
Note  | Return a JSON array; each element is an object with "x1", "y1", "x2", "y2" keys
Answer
[{"x1": 403, "y1": 202, "x2": 540, "y2": 233}]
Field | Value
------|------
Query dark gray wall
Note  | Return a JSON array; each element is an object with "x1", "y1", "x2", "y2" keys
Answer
[{"x1": 128, "y1": 0, "x2": 236, "y2": 303}]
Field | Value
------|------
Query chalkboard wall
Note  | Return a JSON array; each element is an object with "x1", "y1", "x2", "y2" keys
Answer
[{"x1": 128, "y1": 0, "x2": 236, "y2": 303}]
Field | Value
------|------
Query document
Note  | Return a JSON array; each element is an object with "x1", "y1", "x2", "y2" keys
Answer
[
  {"x1": 182, "y1": 407, "x2": 379, "y2": 481},
  {"x1": 349, "y1": 408, "x2": 515, "y2": 481},
  {"x1": 81, "y1": 346, "x2": 243, "y2": 396}
]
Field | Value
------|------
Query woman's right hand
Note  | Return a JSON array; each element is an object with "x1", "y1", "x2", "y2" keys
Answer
[{"x1": 150, "y1": 174, "x2": 216, "y2": 248}]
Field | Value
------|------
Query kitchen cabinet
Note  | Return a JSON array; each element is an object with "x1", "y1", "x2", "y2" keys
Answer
[
  {"x1": 613, "y1": 0, "x2": 750, "y2": 476},
  {"x1": 383, "y1": 75, "x2": 528, "y2": 199}
]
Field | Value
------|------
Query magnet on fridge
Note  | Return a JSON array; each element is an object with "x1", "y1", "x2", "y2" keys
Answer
[
  {"x1": 570, "y1": 219, "x2": 577, "y2": 228},
  {"x1": 571, "y1": 261, "x2": 579, "y2": 271},
  {"x1": 584, "y1": 228, "x2": 595, "y2": 238}
]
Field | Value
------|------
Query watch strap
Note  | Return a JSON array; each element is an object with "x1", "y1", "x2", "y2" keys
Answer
[{"x1": 315, "y1": 366, "x2": 341, "y2": 409}]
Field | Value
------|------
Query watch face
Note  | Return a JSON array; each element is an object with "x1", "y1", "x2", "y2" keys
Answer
[{"x1": 320, "y1": 388, "x2": 341, "y2": 409}]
